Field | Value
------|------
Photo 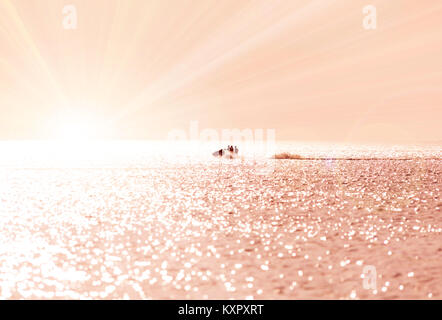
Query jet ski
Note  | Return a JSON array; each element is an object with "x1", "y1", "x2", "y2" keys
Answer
[{"x1": 213, "y1": 146, "x2": 239, "y2": 159}]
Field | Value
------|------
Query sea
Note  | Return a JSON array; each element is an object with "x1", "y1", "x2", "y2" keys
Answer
[{"x1": 0, "y1": 141, "x2": 440, "y2": 299}]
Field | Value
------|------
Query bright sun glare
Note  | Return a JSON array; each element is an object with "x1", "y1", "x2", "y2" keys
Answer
[
  {"x1": 52, "y1": 110, "x2": 108, "y2": 142},
  {"x1": 58, "y1": 122, "x2": 93, "y2": 141}
]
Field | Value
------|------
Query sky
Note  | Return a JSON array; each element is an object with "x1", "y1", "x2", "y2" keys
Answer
[{"x1": 0, "y1": 0, "x2": 441, "y2": 144}]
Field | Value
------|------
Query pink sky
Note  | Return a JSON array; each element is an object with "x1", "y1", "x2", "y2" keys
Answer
[{"x1": 0, "y1": 0, "x2": 441, "y2": 143}]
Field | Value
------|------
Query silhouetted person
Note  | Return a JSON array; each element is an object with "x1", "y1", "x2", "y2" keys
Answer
[{"x1": 234, "y1": 146, "x2": 238, "y2": 154}]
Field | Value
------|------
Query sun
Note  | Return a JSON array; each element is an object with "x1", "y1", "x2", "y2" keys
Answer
[
  {"x1": 57, "y1": 121, "x2": 94, "y2": 141},
  {"x1": 51, "y1": 109, "x2": 108, "y2": 142}
]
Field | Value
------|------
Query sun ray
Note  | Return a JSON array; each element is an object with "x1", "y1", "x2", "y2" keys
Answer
[
  {"x1": 1, "y1": 0, "x2": 67, "y2": 106},
  {"x1": 109, "y1": 0, "x2": 337, "y2": 125}
]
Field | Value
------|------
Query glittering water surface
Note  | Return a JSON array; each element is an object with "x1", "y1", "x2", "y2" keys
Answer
[{"x1": 0, "y1": 142, "x2": 440, "y2": 299}]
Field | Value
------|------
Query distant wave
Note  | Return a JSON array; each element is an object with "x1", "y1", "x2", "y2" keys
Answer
[
  {"x1": 273, "y1": 152, "x2": 441, "y2": 160},
  {"x1": 273, "y1": 152, "x2": 304, "y2": 159}
]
